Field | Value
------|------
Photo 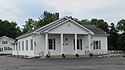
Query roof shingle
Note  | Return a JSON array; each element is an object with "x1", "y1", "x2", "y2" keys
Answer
[{"x1": 82, "y1": 24, "x2": 109, "y2": 36}]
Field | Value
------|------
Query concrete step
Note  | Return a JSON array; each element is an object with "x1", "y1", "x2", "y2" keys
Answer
[{"x1": 41, "y1": 55, "x2": 90, "y2": 59}]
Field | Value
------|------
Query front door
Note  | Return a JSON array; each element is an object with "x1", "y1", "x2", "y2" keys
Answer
[{"x1": 63, "y1": 35, "x2": 72, "y2": 54}]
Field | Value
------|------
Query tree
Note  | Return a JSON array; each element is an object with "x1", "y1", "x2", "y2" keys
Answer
[
  {"x1": 89, "y1": 19, "x2": 109, "y2": 33},
  {"x1": 116, "y1": 19, "x2": 125, "y2": 50},
  {"x1": 117, "y1": 33, "x2": 125, "y2": 51},
  {"x1": 68, "y1": 16, "x2": 80, "y2": 23},
  {"x1": 0, "y1": 19, "x2": 21, "y2": 39},
  {"x1": 22, "y1": 11, "x2": 55, "y2": 34},
  {"x1": 108, "y1": 23, "x2": 118, "y2": 50},
  {"x1": 38, "y1": 11, "x2": 55, "y2": 26},
  {"x1": 117, "y1": 19, "x2": 125, "y2": 32},
  {"x1": 79, "y1": 19, "x2": 90, "y2": 24},
  {"x1": 22, "y1": 18, "x2": 37, "y2": 34},
  {"x1": 98, "y1": 19, "x2": 109, "y2": 33}
]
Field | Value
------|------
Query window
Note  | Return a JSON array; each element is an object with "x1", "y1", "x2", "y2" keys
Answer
[
  {"x1": 6, "y1": 41, "x2": 7, "y2": 44},
  {"x1": 2, "y1": 41, "x2": 7, "y2": 44},
  {"x1": 4, "y1": 47, "x2": 7, "y2": 50},
  {"x1": 74, "y1": 39, "x2": 82, "y2": 50},
  {"x1": 48, "y1": 38, "x2": 55, "y2": 50},
  {"x1": 26, "y1": 40, "x2": 28, "y2": 50},
  {"x1": 13, "y1": 45, "x2": 15, "y2": 51},
  {"x1": 19, "y1": 42, "x2": 20, "y2": 51},
  {"x1": 15, "y1": 45, "x2": 17, "y2": 51},
  {"x1": 8, "y1": 47, "x2": 12, "y2": 50},
  {"x1": 22, "y1": 41, "x2": 24, "y2": 50},
  {"x1": 93, "y1": 40, "x2": 101, "y2": 50},
  {"x1": 30, "y1": 39, "x2": 33, "y2": 50},
  {"x1": 80, "y1": 39, "x2": 82, "y2": 50},
  {"x1": 15, "y1": 43, "x2": 18, "y2": 51},
  {"x1": 13, "y1": 44, "x2": 17, "y2": 51},
  {"x1": 0, "y1": 48, "x2": 3, "y2": 52},
  {"x1": 4, "y1": 47, "x2": 12, "y2": 51}
]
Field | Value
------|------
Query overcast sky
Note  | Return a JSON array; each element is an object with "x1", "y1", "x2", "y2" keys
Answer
[{"x1": 0, "y1": 0, "x2": 125, "y2": 26}]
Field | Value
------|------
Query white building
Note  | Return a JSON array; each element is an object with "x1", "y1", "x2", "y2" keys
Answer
[
  {"x1": 13, "y1": 16, "x2": 109, "y2": 58},
  {"x1": 0, "y1": 36, "x2": 15, "y2": 54}
]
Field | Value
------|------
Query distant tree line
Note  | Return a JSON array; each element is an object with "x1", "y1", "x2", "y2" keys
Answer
[{"x1": 0, "y1": 11, "x2": 125, "y2": 51}]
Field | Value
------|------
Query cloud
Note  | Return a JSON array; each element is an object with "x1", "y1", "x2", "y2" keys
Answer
[
  {"x1": 0, "y1": 0, "x2": 125, "y2": 26},
  {"x1": 41, "y1": 0, "x2": 125, "y2": 24},
  {"x1": 0, "y1": 0, "x2": 28, "y2": 26},
  {"x1": 41, "y1": 0, "x2": 114, "y2": 16}
]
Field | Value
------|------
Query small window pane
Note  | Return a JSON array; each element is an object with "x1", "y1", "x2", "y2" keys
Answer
[
  {"x1": 19, "y1": 42, "x2": 20, "y2": 51},
  {"x1": 26, "y1": 40, "x2": 28, "y2": 50},
  {"x1": 22, "y1": 41, "x2": 24, "y2": 50},
  {"x1": 30, "y1": 39, "x2": 33, "y2": 50},
  {"x1": 48, "y1": 39, "x2": 56, "y2": 50},
  {"x1": 80, "y1": 39, "x2": 82, "y2": 50},
  {"x1": 93, "y1": 40, "x2": 101, "y2": 50}
]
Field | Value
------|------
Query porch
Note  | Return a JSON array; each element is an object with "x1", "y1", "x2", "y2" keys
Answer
[{"x1": 44, "y1": 33, "x2": 91, "y2": 57}]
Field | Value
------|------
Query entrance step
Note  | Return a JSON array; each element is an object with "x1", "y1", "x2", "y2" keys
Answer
[
  {"x1": 65, "y1": 55, "x2": 90, "y2": 58},
  {"x1": 44, "y1": 55, "x2": 90, "y2": 59}
]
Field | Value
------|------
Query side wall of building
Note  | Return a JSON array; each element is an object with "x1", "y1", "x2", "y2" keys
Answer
[
  {"x1": 91, "y1": 36, "x2": 108, "y2": 54},
  {"x1": 0, "y1": 38, "x2": 14, "y2": 54},
  {"x1": 13, "y1": 35, "x2": 35, "y2": 57},
  {"x1": 34, "y1": 34, "x2": 45, "y2": 57}
]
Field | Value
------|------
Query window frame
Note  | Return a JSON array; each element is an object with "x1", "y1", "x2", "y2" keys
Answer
[
  {"x1": 19, "y1": 42, "x2": 20, "y2": 51},
  {"x1": 48, "y1": 38, "x2": 56, "y2": 50},
  {"x1": 2, "y1": 41, "x2": 7, "y2": 44},
  {"x1": 30, "y1": 39, "x2": 33, "y2": 50},
  {"x1": 74, "y1": 39, "x2": 82, "y2": 50},
  {"x1": 93, "y1": 40, "x2": 101, "y2": 50},
  {"x1": 0, "y1": 48, "x2": 3, "y2": 52},
  {"x1": 22, "y1": 41, "x2": 24, "y2": 51},
  {"x1": 26, "y1": 40, "x2": 28, "y2": 50}
]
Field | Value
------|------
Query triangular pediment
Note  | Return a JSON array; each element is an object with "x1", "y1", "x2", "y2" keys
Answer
[{"x1": 35, "y1": 17, "x2": 94, "y2": 35}]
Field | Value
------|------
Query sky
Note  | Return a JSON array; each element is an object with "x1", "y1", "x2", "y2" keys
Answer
[{"x1": 0, "y1": 0, "x2": 125, "y2": 27}]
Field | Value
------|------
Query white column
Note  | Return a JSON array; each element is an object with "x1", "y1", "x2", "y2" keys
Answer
[
  {"x1": 16, "y1": 43, "x2": 19, "y2": 55},
  {"x1": 45, "y1": 33, "x2": 48, "y2": 55},
  {"x1": 88, "y1": 34, "x2": 91, "y2": 52},
  {"x1": 61, "y1": 34, "x2": 63, "y2": 54},
  {"x1": 32, "y1": 35, "x2": 35, "y2": 56},
  {"x1": 75, "y1": 34, "x2": 77, "y2": 54}
]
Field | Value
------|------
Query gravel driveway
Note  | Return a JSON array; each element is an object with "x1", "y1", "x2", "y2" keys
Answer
[{"x1": 0, "y1": 56, "x2": 125, "y2": 70}]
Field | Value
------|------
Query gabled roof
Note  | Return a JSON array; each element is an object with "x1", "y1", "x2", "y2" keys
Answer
[
  {"x1": 17, "y1": 17, "x2": 68, "y2": 39},
  {"x1": 0, "y1": 36, "x2": 15, "y2": 44},
  {"x1": 17, "y1": 17, "x2": 109, "y2": 39},
  {"x1": 34, "y1": 17, "x2": 68, "y2": 32},
  {"x1": 82, "y1": 24, "x2": 109, "y2": 36},
  {"x1": 34, "y1": 17, "x2": 94, "y2": 34}
]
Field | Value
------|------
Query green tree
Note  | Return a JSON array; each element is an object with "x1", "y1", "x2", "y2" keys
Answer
[
  {"x1": 116, "y1": 19, "x2": 125, "y2": 50},
  {"x1": 68, "y1": 16, "x2": 80, "y2": 23},
  {"x1": 22, "y1": 11, "x2": 55, "y2": 34},
  {"x1": 108, "y1": 23, "x2": 118, "y2": 50},
  {"x1": 117, "y1": 33, "x2": 125, "y2": 51},
  {"x1": 22, "y1": 18, "x2": 37, "y2": 34},
  {"x1": 38, "y1": 11, "x2": 55, "y2": 26},
  {"x1": 117, "y1": 19, "x2": 125, "y2": 32},
  {"x1": 79, "y1": 19, "x2": 90, "y2": 24},
  {"x1": 89, "y1": 19, "x2": 109, "y2": 33},
  {"x1": 0, "y1": 19, "x2": 21, "y2": 39}
]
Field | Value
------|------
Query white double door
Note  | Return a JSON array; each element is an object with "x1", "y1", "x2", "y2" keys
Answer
[{"x1": 63, "y1": 35, "x2": 73, "y2": 54}]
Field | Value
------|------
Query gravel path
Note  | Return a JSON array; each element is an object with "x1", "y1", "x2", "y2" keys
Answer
[{"x1": 0, "y1": 56, "x2": 125, "y2": 70}]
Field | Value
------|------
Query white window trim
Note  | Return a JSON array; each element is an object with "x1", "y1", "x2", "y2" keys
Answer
[
  {"x1": 74, "y1": 39, "x2": 82, "y2": 50},
  {"x1": 48, "y1": 38, "x2": 56, "y2": 50},
  {"x1": 93, "y1": 40, "x2": 101, "y2": 50}
]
